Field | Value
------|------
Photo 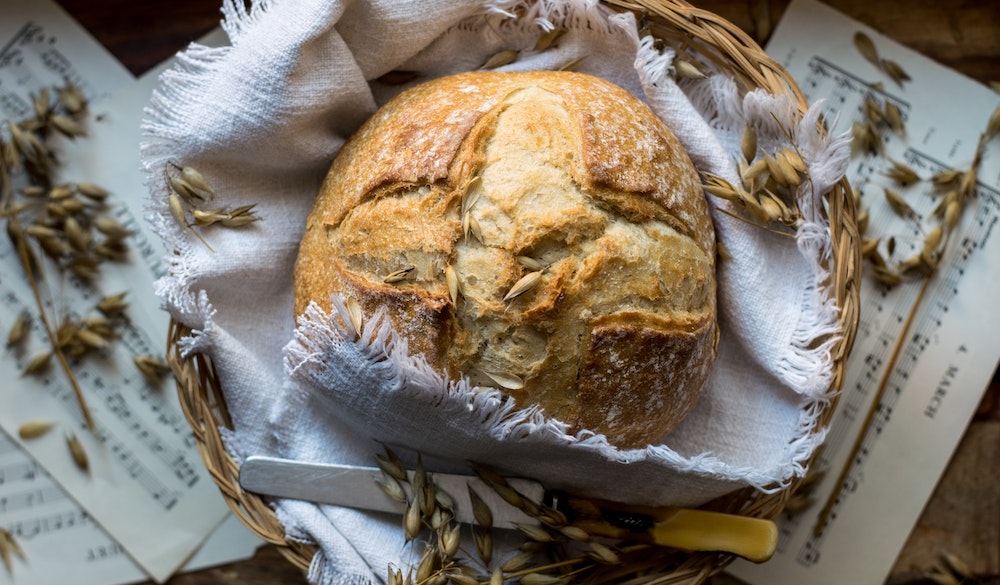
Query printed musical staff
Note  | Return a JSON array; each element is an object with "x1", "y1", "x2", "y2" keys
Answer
[
  {"x1": 732, "y1": 4, "x2": 1000, "y2": 584},
  {"x1": 0, "y1": 5, "x2": 257, "y2": 583}
]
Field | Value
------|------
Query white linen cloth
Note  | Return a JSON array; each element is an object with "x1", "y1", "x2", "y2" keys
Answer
[{"x1": 141, "y1": 1, "x2": 850, "y2": 583}]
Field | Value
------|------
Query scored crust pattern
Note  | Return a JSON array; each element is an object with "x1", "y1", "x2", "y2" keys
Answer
[{"x1": 295, "y1": 71, "x2": 717, "y2": 448}]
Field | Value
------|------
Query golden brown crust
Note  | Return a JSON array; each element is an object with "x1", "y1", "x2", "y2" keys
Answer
[{"x1": 295, "y1": 71, "x2": 717, "y2": 448}]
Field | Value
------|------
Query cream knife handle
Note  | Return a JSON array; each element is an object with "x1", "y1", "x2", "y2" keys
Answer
[{"x1": 649, "y1": 509, "x2": 777, "y2": 563}]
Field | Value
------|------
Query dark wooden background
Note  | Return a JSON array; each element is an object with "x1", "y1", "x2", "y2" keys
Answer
[{"x1": 49, "y1": 1, "x2": 999, "y2": 584}]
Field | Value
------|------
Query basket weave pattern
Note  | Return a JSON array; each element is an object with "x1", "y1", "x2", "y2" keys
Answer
[{"x1": 168, "y1": 0, "x2": 861, "y2": 581}]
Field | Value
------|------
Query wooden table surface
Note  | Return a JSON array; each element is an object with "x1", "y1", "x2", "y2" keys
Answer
[{"x1": 50, "y1": 1, "x2": 999, "y2": 584}]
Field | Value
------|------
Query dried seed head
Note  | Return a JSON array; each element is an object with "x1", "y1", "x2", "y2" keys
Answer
[
  {"x1": 65, "y1": 432, "x2": 89, "y2": 473},
  {"x1": 702, "y1": 175, "x2": 743, "y2": 202},
  {"x1": 403, "y1": 498, "x2": 422, "y2": 541},
  {"x1": 468, "y1": 486, "x2": 494, "y2": 528},
  {"x1": 944, "y1": 199, "x2": 962, "y2": 232},
  {"x1": 170, "y1": 178, "x2": 201, "y2": 205},
  {"x1": 192, "y1": 208, "x2": 226, "y2": 226},
  {"x1": 558, "y1": 525, "x2": 591, "y2": 542},
  {"x1": 857, "y1": 208, "x2": 870, "y2": 235},
  {"x1": 863, "y1": 96, "x2": 885, "y2": 125},
  {"x1": 501, "y1": 551, "x2": 535, "y2": 572},
  {"x1": 445, "y1": 265, "x2": 460, "y2": 304},
  {"x1": 51, "y1": 114, "x2": 86, "y2": 138},
  {"x1": 375, "y1": 448, "x2": 407, "y2": 482},
  {"x1": 931, "y1": 169, "x2": 962, "y2": 189},
  {"x1": 97, "y1": 292, "x2": 129, "y2": 317},
  {"x1": 759, "y1": 194, "x2": 785, "y2": 223},
  {"x1": 515, "y1": 523, "x2": 553, "y2": 543},
  {"x1": 534, "y1": 28, "x2": 566, "y2": 51},
  {"x1": 32, "y1": 88, "x2": 51, "y2": 118},
  {"x1": 740, "y1": 122, "x2": 757, "y2": 162},
  {"x1": 924, "y1": 226, "x2": 944, "y2": 254},
  {"x1": 461, "y1": 177, "x2": 483, "y2": 215},
  {"x1": 474, "y1": 528, "x2": 494, "y2": 565},
  {"x1": 853, "y1": 32, "x2": 880, "y2": 66},
  {"x1": 168, "y1": 193, "x2": 188, "y2": 228},
  {"x1": 780, "y1": 148, "x2": 808, "y2": 174},
  {"x1": 503, "y1": 270, "x2": 542, "y2": 302},
  {"x1": 134, "y1": 355, "x2": 171, "y2": 382},
  {"x1": 25, "y1": 224, "x2": 60, "y2": 240},
  {"x1": 851, "y1": 121, "x2": 882, "y2": 156},
  {"x1": 384, "y1": 265, "x2": 416, "y2": 284},
  {"x1": 181, "y1": 166, "x2": 214, "y2": 195},
  {"x1": 587, "y1": 541, "x2": 621, "y2": 564},
  {"x1": 19, "y1": 185, "x2": 46, "y2": 198},
  {"x1": 482, "y1": 50, "x2": 518, "y2": 70},
  {"x1": 777, "y1": 151, "x2": 804, "y2": 186},
  {"x1": 871, "y1": 264, "x2": 902, "y2": 286},
  {"x1": 881, "y1": 58, "x2": 910, "y2": 86},
  {"x1": 434, "y1": 488, "x2": 455, "y2": 512},
  {"x1": 883, "y1": 160, "x2": 920, "y2": 185},
  {"x1": 883, "y1": 188, "x2": 917, "y2": 221},
  {"x1": 18, "y1": 420, "x2": 55, "y2": 440},
  {"x1": 344, "y1": 296, "x2": 363, "y2": 338},
  {"x1": 75, "y1": 328, "x2": 110, "y2": 350},
  {"x1": 76, "y1": 182, "x2": 109, "y2": 201},
  {"x1": 23, "y1": 352, "x2": 52, "y2": 375},
  {"x1": 442, "y1": 524, "x2": 461, "y2": 558},
  {"x1": 57, "y1": 82, "x2": 87, "y2": 113},
  {"x1": 861, "y1": 238, "x2": 880, "y2": 259},
  {"x1": 959, "y1": 168, "x2": 977, "y2": 199},
  {"x1": 63, "y1": 216, "x2": 91, "y2": 252},
  {"x1": 377, "y1": 474, "x2": 407, "y2": 503},
  {"x1": 884, "y1": 102, "x2": 906, "y2": 136},
  {"x1": 466, "y1": 213, "x2": 483, "y2": 243},
  {"x1": 95, "y1": 217, "x2": 133, "y2": 239},
  {"x1": 482, "y1": 370, "x2": 525, "y2": 391},
  {"x1": 0, "y1": 527, "x2": 25, "y2": 573},
  {"x1": 717, "y1": 240, "x2": 732, "y2": 261},
  {"x1": 674, "y1": 59, "x2": 707, "y2": 80},
  {"x1": 7, "y1": 311, "x2": 30, "y2": 348}
]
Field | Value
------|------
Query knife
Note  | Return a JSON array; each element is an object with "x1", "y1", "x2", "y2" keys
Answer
[{"x1": 239, "y1": 455, "x2": 778, "y2": 563}]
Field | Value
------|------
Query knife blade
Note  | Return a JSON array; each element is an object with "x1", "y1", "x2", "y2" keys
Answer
[
  {"x1": 239, "y1": 455, "x2": 543, "y2": 529},
  {"x1": 239, "y1": 455, "x2": 778, "y2": 563}
]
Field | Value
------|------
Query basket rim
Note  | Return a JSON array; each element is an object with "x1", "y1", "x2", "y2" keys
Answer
[{"x1": 166, "y1": 0, "x2": 861, "y2": 581}]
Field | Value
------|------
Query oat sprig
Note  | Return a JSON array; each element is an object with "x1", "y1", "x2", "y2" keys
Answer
[
  {"x1": 0, "y1": 528, "x2": 26, "y2": 574},
  {"x1": 379, "y1": 447, "x2": 640, "y2": 585},
  {"x1": 816, "y1": 63, "x2": 998, "y2": 537},
  {"x1": 2, "y1": 98, "x2": 100, "y2": 427},
  {"x1": 163, "y1": 162, "x2": 259, "y2": 251}
]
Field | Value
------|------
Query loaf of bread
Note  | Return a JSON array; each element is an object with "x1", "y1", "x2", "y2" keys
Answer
[{"x1": 294, "y1": 70, "x2": 717, "y2": 448}]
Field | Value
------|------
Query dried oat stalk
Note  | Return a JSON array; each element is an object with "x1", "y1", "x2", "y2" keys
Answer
[
  {"x1": 163, "y1": 162, "x2": 260, "y2": 251},
  {"x1": 378, "y1": 447, "x2": 641, "y2": 585},
  {"x1": 701, "y1": 117, "x2": 809, "y2": 235},
  {"x1": 0, "y1": 80, "x2": 135, "y2": 430}
]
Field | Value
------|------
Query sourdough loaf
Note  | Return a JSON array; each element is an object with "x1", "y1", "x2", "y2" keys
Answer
[{"x1": 294, "y1": 70, "x2": 717, "y2": 448}]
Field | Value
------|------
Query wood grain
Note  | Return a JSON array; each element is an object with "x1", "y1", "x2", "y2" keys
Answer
[{"x1": 49, "y1": 1, "x2": 999, "y2": 584}]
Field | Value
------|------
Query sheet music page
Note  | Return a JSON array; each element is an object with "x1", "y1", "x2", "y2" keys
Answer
[
  {"x1": 729, "y1": 1, "x2": 1000, "y2": 584},
  {"x1": 0, "y1": 432, "x2": 260, "y2": 585},
  {"x1": 1, "y1": 2, "x2": 259, "y2": 583}
]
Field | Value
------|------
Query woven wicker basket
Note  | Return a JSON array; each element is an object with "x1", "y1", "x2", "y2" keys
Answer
[{"x1": 168, "y1": 0, "x2": 861, "y2": 582}]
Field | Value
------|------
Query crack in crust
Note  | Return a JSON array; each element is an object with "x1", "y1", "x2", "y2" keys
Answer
[{"x1": 295, "y1": 71, "x2": 717, "y2": 448}]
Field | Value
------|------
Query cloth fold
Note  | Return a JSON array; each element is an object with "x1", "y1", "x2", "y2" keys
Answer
[{"x1": 141, "y1": 1, "x2": 849, "y2": 583}]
